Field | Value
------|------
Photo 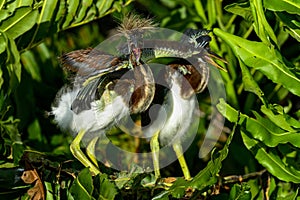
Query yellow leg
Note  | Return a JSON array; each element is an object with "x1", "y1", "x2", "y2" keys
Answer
[
  {"x1": 172, "y1": 142, "x2": 191, "y2": 180},
  {"x1": 86, "y1": 137, "x2": 99, "y2": 168},
  {"x1": 150, "y1": 131, "x2": 161, "y2": 179},
  {"x1": 70, "y1": 130, "x2": 100, "y2": 175}
]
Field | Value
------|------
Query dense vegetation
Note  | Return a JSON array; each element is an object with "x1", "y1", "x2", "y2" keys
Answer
[{"x1": 0, "y1": 0, "x2": 299, "y2": 199}]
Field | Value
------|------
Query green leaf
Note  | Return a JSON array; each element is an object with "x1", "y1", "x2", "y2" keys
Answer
[
  {"x1": 214, "y1": 28, "x2": 300, "y2": 97},
  {"x1": 241, "y1": 130, "x2": 300, "y2": 183},
  {"x1": 38, "y1": 0, "x2": 59, "y2": 23},
  {"x1": 276, "y1": 12, "x2": 300, "y2": 42},
  {"x1": 239, "y1": 60, "x2": 265, "y2": 103},
  {"x1": 194, "y1": 0, "x2": 207, "y2": 24},
  {"x1": 217, "y1": 99, "x2": 300, "y2": 183},
  {"x1": 95, "y1": 174, "x2": 118, "y2": 200},
  {"x1": 75, "y1": 0, "x2": 94, "y2": 23},
  {"x1": 217, "y1": 99, "x2": 300, "y2": 148},
  {"x1": 228, "y1": 183, "x2": 252, "y2": 200},
  {"x1": 96, "y1": 0, "x2": 114, "y2": 14},
  {"x1": 62, "y1": 0, "x2": 80, "y2": 28},
  {"x1": 260, "y1": 104, "x2": 300, "y2": 131},
  {"x1": 225, "y1": 2, "x2": 253, "y2": 21},
  {"x1": 250, "y1": 0, "x2": 278, "y2": 45},
  {"x1": 0, "y1": 31, "x2": 21, "y2": 92},
  {"x1": 0, "y1": 6, "x2": 38, "y2": 39},
  {"x1": 264, "y1": 0, "x2": 300, "y2": 15},
  {"x1": 207, "y1": 0, "x2": 217, "y2": 27},
  {"x1": 70, "y1": 168, "x2": 94, "y2": 200}
]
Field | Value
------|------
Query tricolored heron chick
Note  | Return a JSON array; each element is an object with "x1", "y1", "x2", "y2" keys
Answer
[
  {"x1": 52, "y1": 15, "x2": 156, "y2": 175},
  {"x1": 139, "y1": 29, "x2": 225, "y2": 180}
]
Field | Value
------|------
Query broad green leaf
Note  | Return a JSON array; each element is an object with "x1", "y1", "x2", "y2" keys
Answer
[
  {"x1": 0, "y1": 10, "x2": 12, "y2": 23},
  {"x1": 38, "y1": 0, "x2": 59, "y2": 23},
  {"x1": 75, "y1": 0, "x2": 93, "y2": 23},
  {"x1": 8, "y1": 0, "x2": 34, "y2": 8},
  {"x1": 225, "y1": 2, "x2": 253, "y2": 21},
  {"x1": 214, "y1": 28, "x2": 300, "y2": 97},
  {"x1": 253, "y1": 111, "x2": 300, "y2": 147},
  {"x1": 228, "y1": 183, "x2": 252, "y2": 200},
  {"x1": 264, "y1": 0, "x2": 300, "y2": 15},
  {"x1": 0, "y1": 6, "x2": 38, "y2": 39},
  {"x1": 271, "y1": 185, "x2": 299, "y2": 199},
  {"x1": 250, "y1": 0, "x2": 277, "y2": 45},
  {"x1": 217, "y1": 101, "x2": 300, "y2": 183},
  {"x1": 217, "y1": 99, "x2": 300, "y2": 148},
  {"x1": 70, "y1": 168, "x2": 94, "y2": 200},
  {"x1": 96, "y1": 0, "x2": 114, "y2": 14},
  {"x1": 260, "y1": 104, "x2": 300, "y2": 131},
  {"x1": 0, "y1": 0, "x2": 5, "y2": 10},
  {"x1": 241, "y1": 130, "x2": 300, "y2": 183},
  {"x1": 239, "y1": 60, "x2": 265, "y2": 103},
  {"x1": 207, "y1": 0, "x2": 216, "y2": 28},
  {"x1": 62, "y1": 0, "x2": 80, "y2": 28},
  {"x1": 93, "y1": 174, "x2": 118, "y2": 200}
]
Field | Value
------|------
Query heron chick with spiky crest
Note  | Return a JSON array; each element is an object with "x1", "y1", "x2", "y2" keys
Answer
[{"x1": 52, "y1": 14, "x2": 157, "y2": 175}]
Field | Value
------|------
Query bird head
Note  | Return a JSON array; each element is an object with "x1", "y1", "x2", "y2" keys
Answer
[{"x1": 117, "y1": 14, "x2": 157, "y2": 64}]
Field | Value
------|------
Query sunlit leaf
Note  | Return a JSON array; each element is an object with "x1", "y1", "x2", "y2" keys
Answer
[
  {"x1": 76, "y1": 0, "x2": 93, "y2": 23},
  {"x1": 70, "y1": 168, "x2": 94, "y2": 200},
  {"x1": 264, "y1": 0, "x2": 300, "y2": 15},
  {"x1": 228, "y1": 183, "x2": 252, "y2": 200},
  {"x1": 239, "y1": 60, "x2": 265, "y2": 103},
  {"x1": 225, "y1": 2, "x2": 253, "y2": 21},
  {"x1": 217, "y1": 99, "x2": 300, "y2": 183},
  {"x1": 214, "y1": 28, "x2": 300, "y2": 97},
  {"x1": 62, "y1": 0, "x2": 80, "y2": 28},
  {"x1": 194, "y1": 0, "x2": 207, "y2": 24},
  {"x1": 260, "y1": 104, "x2": 300, "y2": 131},
  {"x1": 217, "y1": 99, "x2": 300, "y2": 148},
  {"x1": 250, "y1": 0, "x2": 278, "y2": 45},
  {"x1": 242, "y1": 130, "x2": 300, "y2": 183},
  {"x1": 0, "y1": 6, "x2": 38, "y2": 40},
  {"x1": 95, "y1": 174, "x2": 118, "y2": 200}
]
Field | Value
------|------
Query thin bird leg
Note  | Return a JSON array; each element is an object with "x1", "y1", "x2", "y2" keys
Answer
[
  {"x1": 70, "y1": 130, "x2": 101, "y2": 175},
  {"x1": 172, "y1": 142, "x2": 191, "y2": 180},
  {"x1": 150, "y1": 130, "x2": 161, "y2": 179},
  {"x1": 86, "y1": 137, "x2": 99, "y2": 168}
]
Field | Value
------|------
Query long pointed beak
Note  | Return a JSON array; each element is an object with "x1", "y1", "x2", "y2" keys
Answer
[{"x1": 205, "y1": 54, "x2": 228, "y2": 72}]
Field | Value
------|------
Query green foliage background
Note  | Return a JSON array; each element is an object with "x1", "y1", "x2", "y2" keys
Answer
[{"x1": 0, "y1": 0, "x2": 299, "y2": 199}]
